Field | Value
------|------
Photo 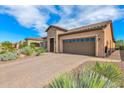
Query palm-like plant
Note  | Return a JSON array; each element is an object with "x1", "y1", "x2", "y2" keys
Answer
[
  {"x1": 49, "y1": 62, "x2": 123, "y2": 88},
  {"x1": 92, "y1": 62, "x2": 122, "y2": 82},
  {"x1": 49, "y1": 73, "x2": 77, "y2": 88},
  {"x1": 78, "y1": 71, "x2": 117, "y2": 88},
  {"x1": 49, "y1": 71, "x2": 117, "y2": 88}
]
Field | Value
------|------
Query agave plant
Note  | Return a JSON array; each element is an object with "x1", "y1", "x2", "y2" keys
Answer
[
  {"x1": 35, "y1": 47, "x2": 46, "y2": 56},
  {"x1": 48, "y1": 62, "x2": 123, "y2": 88},
  {"x1": 0, "y1": 52, "x2": 18, "y2": 61},
  {"x1": 92, "y1": 62, "x2": 122, "y2": 82},
  {"x1": 49, "y1": 71, "x2": 117, "y2": 88},
  {"x1": 78, "y1": 70, "x2": 117, "y2": 88},
  {"x1": 19, "y1": 46, "x2": 34, "y2": 56},
  {"x1": 49, "y1": 73, "x2": 77, "y2": 88}
]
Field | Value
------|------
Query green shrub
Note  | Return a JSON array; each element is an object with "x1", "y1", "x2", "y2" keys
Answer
[
  {"x1": 35, "y1": 47, "x2": 46, "y2": 56},
  {"x1": 120, "y1": 46, "x2": 124, "y2": 50},
  {"x1": 0, "y1": 52, "x2": 18, "y2": 61},
  {"x1": 116, "y1": 40, "x2": 124, "y2": 49},
  {"x1": 79, "y1": 71, "x2": 117, "y2": 88},
  {"x1": 92, "y1": 62, "x2": 122, "y2": 82},
  {"x1": 19, "y1": 43, "x2": 27, "y2": 49},
  {"x1": 49, "y1": 62, "x2": 123, "y2": 88},
  {"x1": 30, "y1": 43, "x2": 36, "y2": 49},
  {"x1": 49, "y1": 73, "x2": 77, "y2": 88},
  {"x1": 0, "y1": 50, "x2": 7, "y2": 54},
  {"x1": 19, "y1": 46, "x2": 34, "y2": 56},
  {"x1": 1, "y1": 41, "x2": 15, "y2": 52},
  {"x1": 49, "y1": 71, "x2": 117, "y2": 88}
]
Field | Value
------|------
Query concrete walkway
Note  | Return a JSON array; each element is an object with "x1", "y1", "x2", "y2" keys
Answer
[
  {"x1": 108, "y1": 50, "x2": 121, "y2": 61},
  {"x1": 0, "y1": 53, "x2": 121, "y2": 88}
]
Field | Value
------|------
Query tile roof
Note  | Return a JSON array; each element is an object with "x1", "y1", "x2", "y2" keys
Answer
[
  {"x1": 45, "y1": 20, "x2": 115, "y2": 42},
  {"x1": 25, "y1": 37, "x2": 47, "y2": 41},
  {"x1": 46, "y1": 25, "x2": 67, "y2": 32},
  {"x1": 68, "y1": 20, "x2": 112, "y2": 33},
  {"x1": 46, "y1": 20, "x2": 112, "y2": 34}
]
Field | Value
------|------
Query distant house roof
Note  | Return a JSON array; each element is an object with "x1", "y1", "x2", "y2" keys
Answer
[{"x1": 25, "y1": 37, "x2": 47, "y2": 41}]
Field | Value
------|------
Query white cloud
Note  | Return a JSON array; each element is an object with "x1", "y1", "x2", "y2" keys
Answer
[
  {"x1": 0, "y1": 5, "x2": 124, "y2": 36},
  {"x1": 0, "y1": 5, "x2": 49, "y2": 36},
  {"x1": 56, "y1": 6, "x2": 124, "y2": 29}
]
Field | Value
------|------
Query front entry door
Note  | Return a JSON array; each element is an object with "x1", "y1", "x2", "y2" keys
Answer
[{"x1": 50, "y1": 38, "x2": 54, "y2": 52}]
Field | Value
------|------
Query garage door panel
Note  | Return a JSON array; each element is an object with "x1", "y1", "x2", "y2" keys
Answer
[{"x1": 63, "y1": 38, "x2": 95, "y2": 56}]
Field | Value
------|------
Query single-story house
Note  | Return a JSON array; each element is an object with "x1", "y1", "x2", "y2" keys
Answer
[
  {"x1": 15, "y1": 37, "x2": 47, "y2": 49},
  {"x1": 46, "y1": 20, "x2": 116, "y2": 57},
  {"x1": 25, "y1": 37, "x2": 47, "y2": 47}
]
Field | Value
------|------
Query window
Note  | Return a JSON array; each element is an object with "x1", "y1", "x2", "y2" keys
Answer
[
  {"x1": 90, "y1": 38, "x2": 95, "y2": 42},
  {"x1": 69, "y1": 40, "x2": 72, "y2": 43},
  {"x1": 85, "y1": 38, "x2": 89, "y2": 42},
  {"x1": 64, "y1": 38, "x2": 95, "y2": 43},
  {"x1": 81, "y1": 38, "x2": 84, "y2": 42},
  {"x1": 72, "y1": 39, "x2": 75, "y2": 42},
  {"x1": 77, "y1": 39, "x2": 80, "y2": 42}
]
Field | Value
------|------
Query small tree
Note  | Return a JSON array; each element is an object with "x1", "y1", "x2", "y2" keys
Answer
[
  {"x1": 1, "y1": 41, "x2": 15, "y2": 52},
  {"x1": 116, "y1": 40, "x2": 124, "y2": 50}
]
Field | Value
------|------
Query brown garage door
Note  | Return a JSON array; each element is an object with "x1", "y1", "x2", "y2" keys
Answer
[{"x1": 63, "y1": 37, "x2": 95, "y2": 56}]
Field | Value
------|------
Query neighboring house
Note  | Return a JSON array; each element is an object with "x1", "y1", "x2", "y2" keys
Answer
[
  {"x1": 15, "y1": 37, "x2": 47, "y2": 49},
  {"x1": 25, "y1": 37, "x2": 47, "y2": 48},
  {"x1": 46, "y1": 20, "x2": 116, "y2": 57}
]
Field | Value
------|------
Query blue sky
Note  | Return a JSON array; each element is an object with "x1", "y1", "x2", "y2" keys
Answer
[{"x1": 0, "y1": 5, "x2": 124, "y2": 42}]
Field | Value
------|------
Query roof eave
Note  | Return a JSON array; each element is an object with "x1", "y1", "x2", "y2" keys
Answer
[
  {"x1": 45, "y1": 25, "x2": 67, "y2": 32},
  {"x1": 59, "y1": 29, "x2": 103, "y2": 36}
]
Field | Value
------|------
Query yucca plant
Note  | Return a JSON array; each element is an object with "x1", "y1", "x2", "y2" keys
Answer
[
  {"x1": 92, "y1": 62, "x2": 122, "y2": 82},
  {"x1": 48, "y1": 62, "x2": 123, "y2": 88},
  {"x1": 78, "y1": 70, "x2": 117, "y2": 88},
  {"x1": 49, "y1": 73, "x2": 77, "y2": 88},
  {"x1": 81, "y1": 62, "x2": 123, "y2": 87},
  {"x1": 0, "y1": 52, "x2": 18, "y2": 61},
  {"x1": 49, "y1": 71, "x2": 117, "y2": 88},
  {"x1": 35, "y1": 47, "x2": 46, "y2": 56},
  {"x1": 19, "y1": 46, "x2": 34, "y2": 56}
]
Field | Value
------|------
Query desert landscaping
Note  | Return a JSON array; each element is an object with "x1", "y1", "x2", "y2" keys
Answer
[{"x1": 0, "y1": 40, "x2": 124, "y2": 88}]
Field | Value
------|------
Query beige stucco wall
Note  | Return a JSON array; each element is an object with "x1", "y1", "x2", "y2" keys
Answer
[
  {"x1": 26, "y1": 40, "x2": 42, "y2": 46},
  {"x1": 47, "y1": 28, "x2": 56, "y2": 52},
  {"x1": 104, "y1": 23, "x2": 115, "y2": 52},
  {"x1": 47, "y1": 27, "x2": 65, "y2": 52},
  {"x1": 47, "y1": 23, "x2": 115, "y2": 57},
  {"x1": 59, "y1": 30, "x2": 105, "y2": 57}
]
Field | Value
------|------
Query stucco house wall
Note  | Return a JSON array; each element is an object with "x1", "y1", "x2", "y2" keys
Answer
[
  {"x1": 47, "y1": 27, "x2": 65, "y2": 52},
  {"x1": 47, "y1": 28, "x2": 57, "y2": 52},
  {"x1": 59, "y1": 30, "x2": 105, "y2": 57},
  {"x1": 26, "y1": 40, "x2": 42, "y2": 46},
  {"x1": 46, "y1": 21, "x2": 115, "y2": 57},
  {"x1": 104, "y1": 23, "x2": 115, "y2": 53}
]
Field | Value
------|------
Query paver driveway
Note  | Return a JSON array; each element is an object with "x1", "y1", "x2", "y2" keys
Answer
[{"x1": 0, "y1": 53, "x2": 92, "y2": 88}]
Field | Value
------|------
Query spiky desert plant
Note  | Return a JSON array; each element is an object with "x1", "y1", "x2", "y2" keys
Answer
[
  {"x1": 35, "y1": 47, "x2": 46, "y2": 56},
  {"x1": 78, "y1": 70, "x2": 117, "y2": 88},
  {"x1": 0, "y1": 52, "x2": 18, "y2": 61},
  {"x1": 48, "y1": 62, "x2": 123, "y2": 88},
  {"x1": 19, "y1": 46, "x2": 34, "y2": 56},
  {"x1": 92, "y1": 62, "x2": 122, "y2": 82},
  {"x1": 49, "y1": 71, "x2": 117, "y2": 88},
  {"x1": 49, "y1": 73, "x2": 77, "y2": 88}
]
